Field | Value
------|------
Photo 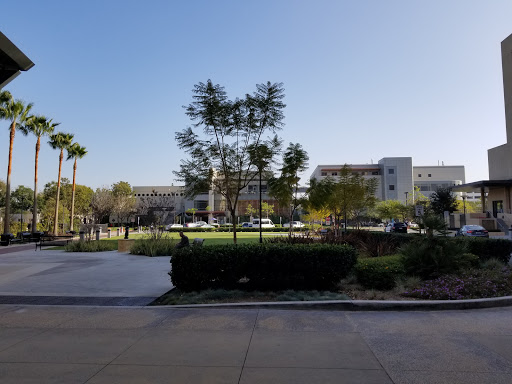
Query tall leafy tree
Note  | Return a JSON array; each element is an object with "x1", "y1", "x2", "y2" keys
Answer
[
  {"x1": 10, "y1": 185, "x2": 34, "y2": 231},
  {"x1": 269, "y1": 143, "x2": 309, "y2": 237},
  {"x1": 175, "y1": 80, "x2": 285, "y2": 243},
  {"x1": 0, "y1": 90, "x2": 33, "y2": 234},
  {"x1": 111, "y1": 181, "x2": 136, "y2": 225},
  {"x1": 48, "y1": 132, "x2": 74, "y2": 235},
  {"x1": 91, "y1": 187, "x2": 114, "y2": 224},
  {"x1": 430, "y1": 187, "x2": 458, "y2": 215},
  {"x1": 248, "y1": 141, "x2": 280, "y2": 242},
  {"x1": 66, "y1": 143, "x2": 87, "y2": 231},
  {"x1": 25, "y1": 115, "x2": 59, "y2": 232},
  {"x1": 375, "y1": 200, "x2": 408, "y2": 222},
  {"x1": 307, "y1": 165, "x2": 378, "y2": 232}
]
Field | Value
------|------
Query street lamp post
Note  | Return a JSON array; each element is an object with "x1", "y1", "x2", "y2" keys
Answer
[{"x1": 462, "y1": 194, "x2": 467, "y2": 226}]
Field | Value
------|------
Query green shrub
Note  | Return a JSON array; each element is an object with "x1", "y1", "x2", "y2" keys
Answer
[
  {"x1": 171, "y1": 243, "x2": 357, "y2": 291},
  {"x1": 354, "y1": 255, "x2": 405, "y2": 290},
  {"x1": 400, "y1": 237, "x2": 478, "y2": 279},
  {"x1": 65, "y1": 240, "x2": 116, "y2": 252},
  {"x1": 480, "y1": 257, "x2": 507, "y2": 270},
  {"x1": 342, "y1": 230, "x2": 414, "y2": 257},
  {"x1": 130, "y1": 238, "x2": 175, "y2": 256},
  {"x1": 453, "y1": 237, "x2": 512, "y2": 263}
]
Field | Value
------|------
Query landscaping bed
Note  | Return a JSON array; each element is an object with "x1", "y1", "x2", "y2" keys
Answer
[
  {"x1": 161, "y1": 231, "x2": 512, "y2": 304},
  {"x1": 152, "y1": 289, "x2": 350, "y2": 305}
]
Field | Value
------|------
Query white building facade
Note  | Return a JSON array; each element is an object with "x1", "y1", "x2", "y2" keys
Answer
[{"x1": 310, "y1": 158, "x2": 469, "y2": 203}]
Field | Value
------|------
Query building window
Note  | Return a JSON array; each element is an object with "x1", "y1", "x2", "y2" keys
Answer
[
  {"x1": 321, "y1": 172, "x2": 327, "y2": 176},
  {"x1": 389, "y1": 185, "x2": 395, "y2": 191},
  {"x1": 331, "y1": 172, "x2": 337, "y2": 176},
  {"x1": 372, "y1": 171, "x2": 379, "y2": 175},
  {"x1": 418, "y1": 174, "x2": 421, "y2": 177},
  {"x1": 428, "y1": 174, "x2": 432, "y2": 177},
  {"x1": 194, "y1": 200, "x2": 208, "y2": 210},
  {"x1": 388, "y1": 169, "x2": 394, "y2": 175}
]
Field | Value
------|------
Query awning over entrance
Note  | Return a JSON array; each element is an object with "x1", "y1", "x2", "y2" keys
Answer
[
  {"x1": 452, "y1": 179, "x2": 512, "y2": 214},
  {"x1": 452, "y1": 180, "x2": 512, "y2": 193},
  {"x1": 0, "y1": 32, "x2": 34, "y2": 88}
]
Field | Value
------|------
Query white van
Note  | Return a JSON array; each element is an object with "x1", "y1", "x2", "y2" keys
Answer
[{"x1": 251, "y1": 218, "x2": 275, "y2": 228}]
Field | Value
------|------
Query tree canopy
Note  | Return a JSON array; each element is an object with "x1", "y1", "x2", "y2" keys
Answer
[
  {"x1": 430, "y1": 187, "x2": 458, "y2": 214},
  {"x1": 175, "y1": 80, "x2": 286, "y2": 243},
  {"x1": 307, "y1": 165, "x2": 378, "y2": 230},
  {"x1": 268, "y1": 142, "x2": 309, "y2": 233}
]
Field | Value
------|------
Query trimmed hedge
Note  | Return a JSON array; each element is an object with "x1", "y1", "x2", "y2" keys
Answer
[
  {"x1": 171, "y1": 243, "x2": 357, "y2": 291},
  {"x1": 454, "y1": 237, "x2": 512, "y2": 263},
  {"x1": 354, "y1": 255, "x2": 405, "y2": 290}
]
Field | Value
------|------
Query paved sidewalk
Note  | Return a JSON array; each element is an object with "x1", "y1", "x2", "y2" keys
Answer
[
  {"x1": 1, "y1": 247, "x2": 512, "y2": 383},
  {"x1": 1, "y1": 305, "x2": 512, "y2": 383},
  {"x1": 0, "y1": 247, "x2": 171, "y2": 300}
]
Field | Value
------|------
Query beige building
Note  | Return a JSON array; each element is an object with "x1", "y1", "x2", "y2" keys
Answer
[{"x1": 455, "y1": 33, "x2": 512, "y2": 231}]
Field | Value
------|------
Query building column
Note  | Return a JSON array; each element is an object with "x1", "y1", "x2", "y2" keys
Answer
[{"x1": 481, "y1": 187, "x2": 486, "y2": 214}]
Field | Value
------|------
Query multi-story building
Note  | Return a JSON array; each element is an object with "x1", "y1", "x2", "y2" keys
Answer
[
  {"x1": 310, "y1": 158, "x2": 467, "y2": 203},
  {"x1": 454, "y1": 33, "x2": 512, "y2": 229},
  {"x1": 131, "y1": 180, "x2": 291, "y2": 225}
]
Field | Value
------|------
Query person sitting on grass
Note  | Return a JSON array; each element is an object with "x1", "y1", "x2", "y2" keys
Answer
[{"x1": 175, "y1": 231, "x2": 190, "y2": 249}]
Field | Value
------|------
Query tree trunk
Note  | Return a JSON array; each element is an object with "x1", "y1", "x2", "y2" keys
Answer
[
  {"x1": 4, "y1": 122, "x2": 16, "y2": 234},
  {"x1": 70, "y1": 158, "x2": 77, "y2": 232},
  {"x1": 259, "y1": 169, "x2": 263, "y2": 244},
  {"x1": 53, "y1": 149, "x2": 63, "y2": 235},
  {"x1": 230, "y1": 209, "x2": 237, "y2": 244},
  {"x1": 32, "y1": 136, "x2": 40, "y2": 233}
]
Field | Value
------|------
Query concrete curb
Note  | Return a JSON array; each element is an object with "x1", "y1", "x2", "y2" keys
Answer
[{"x1": 152, "y1": 295, "x2": 512, "y2": 311}]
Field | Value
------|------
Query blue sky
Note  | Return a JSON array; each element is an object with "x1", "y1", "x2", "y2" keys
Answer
[{"x1": 1, "y1": 0, "x2": 512, "y2": 192}]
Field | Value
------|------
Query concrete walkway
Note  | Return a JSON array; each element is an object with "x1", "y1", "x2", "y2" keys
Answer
[
  {"x1": 1, "y1": 305, "x2": 512, "y2": 383},
  {"x1": 0, "y1": 247, "x2": 171, "y2": 300},
  {"x1": 1, "y1": 247, "x2": 512, "y2": 383}
]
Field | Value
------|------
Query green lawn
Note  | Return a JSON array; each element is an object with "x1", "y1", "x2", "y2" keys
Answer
[{"x1": 102, "y1": 231, "x2": 287, "y2": 248}]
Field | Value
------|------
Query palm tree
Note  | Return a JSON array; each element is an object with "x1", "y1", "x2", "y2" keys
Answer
[
  {"x1": 48, "y1": 132, "x2": 74, "y2": 235},
  {"x1": 66, "y1": 142, "x2": 87, "y2": 232},
  {"x1": 0, "y1": 91, "x2": 33, "y2": 234},
  {"x1": 25, "y1": 115, "x2": 59, "y2": 233}
]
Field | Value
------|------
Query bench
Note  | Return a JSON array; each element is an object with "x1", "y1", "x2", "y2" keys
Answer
[
  {"x1": 192, "y1": 238, "x2": 205, "y2": 246},
  {"x1": 35, "y1": 235, "x2": 74, "y2": 250},
  {"x1": 1, "y1": 234, "x2": 14, "y2": 246}
]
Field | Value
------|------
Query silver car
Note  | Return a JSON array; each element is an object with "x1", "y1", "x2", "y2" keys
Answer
[{"x1": 457, "y1": 225, "x2": 489, "y2": 237}]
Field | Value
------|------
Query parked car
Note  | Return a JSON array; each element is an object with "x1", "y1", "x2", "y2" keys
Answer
[
  {"x1": 165, "y1": 223, "x2": 183, "y2": 230},
  {"x1": 456, "y1": 225, "x2": 489, "y2": 237},
  {"x1": 199, "y1": 224, "x2": 215, "y2": 229},
  {"x1": 251, "y1": 218, "x2": 275, "y2": 228},
  {"x1": 386, "y1": 222, "x2": 408, "y2": 233},
  {"x1": 409, "y1": 222, "x2": 419, "y2": 229},
  {"x1": 283, "y1": 221, "x2": 305, "y2": 228},
  {"x1": 241, "y1": 222, "x2": 252, "y2": 228}
]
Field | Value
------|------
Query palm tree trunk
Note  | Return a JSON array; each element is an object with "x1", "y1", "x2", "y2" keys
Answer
[
  {"x1": 32, "y1": 137, "x2": 40, "y2": 233},
  {"x1": 70, "y1": 158, "x2": 77, "y2": 232},
  {"x1": 53, "y1": 149, "x2": 63, "y2": 235},
  {"x1": 4, "y1": 122, "x2": 16, "y2": 234}
]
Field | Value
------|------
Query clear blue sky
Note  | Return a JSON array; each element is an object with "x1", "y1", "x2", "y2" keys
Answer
[{"x1": 2, "y1": 0, "x2": 512, "y2": 192}]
